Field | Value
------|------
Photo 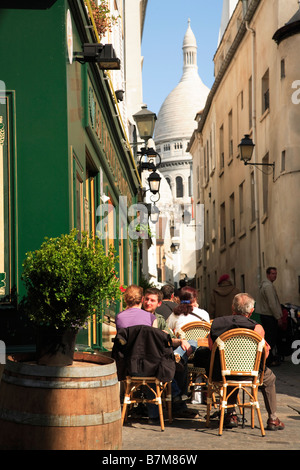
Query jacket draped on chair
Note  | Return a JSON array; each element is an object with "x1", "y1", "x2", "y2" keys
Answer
[{"x1": 112, "y1": 325, "x2": 176, "y2": 382}]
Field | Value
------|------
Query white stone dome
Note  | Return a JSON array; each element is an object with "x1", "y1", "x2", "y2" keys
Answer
[{"x1": 154, "y1": 20, "x2": 210, "y2": 143}]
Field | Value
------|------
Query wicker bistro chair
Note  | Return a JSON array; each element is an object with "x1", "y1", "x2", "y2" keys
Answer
[
  {"x1": 112, "y1": 325, "x2": 175, "y2": 432},
  {"x1": 121, "y1": 377, "x2": 172, "y2": 431},
  {"x1": 206, "y1": 328, "x2": 267, "y2": 436},
  {"x1": 179, "y1": 321, "x2": 211, "y2": 391}
]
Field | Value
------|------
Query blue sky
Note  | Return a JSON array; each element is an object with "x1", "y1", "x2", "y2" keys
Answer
[{"x1": 141, "y1": 0, "x2": 224, "y2": 115}]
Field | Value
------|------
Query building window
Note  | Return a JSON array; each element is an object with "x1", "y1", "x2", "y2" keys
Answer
[
  {"x1": 209, "y1": 130, "x2": 213, "y2": 173},
  {"x1": 220, "y1": 202, "x2": 226, "y2": 246},
  {"x1": 248, "y1": 76, "x2": 252, "y2": 129},
  {"x1": 240, "y1": 90, "x2": 244, "y2": 110},
  {"x1": 188, "y1": 176, "x2": 192, "y2": 197},
  {"x1": 230, "y1": 192, "x2": 235, "y2": 238},
  {"x1": 212, "y1": 200, "x2": 216, "y2": 241},
  {"x1": 176, "y1": 176, "x2": 183, "y2": 198},
  {"x1": 205, "y1": 209, "x2": 209, "y2": 244},
  {"x1": 174, "y1": 142, "x2": 182, "y2": 150},
  {"x1": 166, "y1": 177, "x2": 171, "y2": 188},
  {"x1": 163, "y1": 143, "x2": 170, "y2": 152},
  {"x1": 250, "y1": 172, "x2": 255, "y2": 223},
  {"x1": 228, "y1": 110, "x2": 233, "y2": 160},
  {"x1": 281, "y1": 150, "x2": 286, "y2": 172},
  {"x1": 204, "y1": 140, "x2": 209, "y2": 183},
  {"x1": 262, "y1": 69, "x2": 270, "y2": 114},
  {"x1": 262, "y1": 153, "x2": 269, "y2": 215},
  {"x1": 241, "y1": 274, "x2": 245, "y2": 292},
  {"x1": 239, "y1": 181, "x2": 245, "y2": 232},
  {"x1": 280, "y1": 59, "x2": 285, "y2": 79},
  {"x1": 219, "y1": 124, "x2": 224, "y2": 170},
  {"x1": 230, "y1": 268, "x2": 236, "y2": 285}
]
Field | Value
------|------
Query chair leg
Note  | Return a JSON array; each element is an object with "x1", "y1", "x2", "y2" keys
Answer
[
  {"x1": 256, "y1": 406, "x2": 265, "y2": 437},
  {"x1": 166, "y1": 382, "x2": 172, "y2": 424},
  {"x1": 212, "y1": 392, "x2": 218, "y2": 408},
  {"x1": 121, "y1": 378, "x2": 131, "y2": 425},
  {"x1": 242, "y1": 390, "x2": 245, "y2": 428},
  {"x1": 253, "y1": 387, "x2": 265, "y2": 437},
  {"x1": 155, "y1": 380, "x2": 165, "y2": 431},
  {"x1": 218, "y1": 386, "x2": 227, "y2": 436},
  {"x1": 206, "y1": 385, "x2": 213, "y2": 427},
  {"x1": 251, "y1": 402, "x2": 255, "y2": 429},
  {"x1": 237, "y1": 392, "x2": 243, "y2": 416}
]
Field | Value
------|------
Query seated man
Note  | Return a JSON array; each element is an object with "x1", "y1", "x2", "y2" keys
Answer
[
  {"x1": 155, "y1": 285, "x2": 178, "y2": 321},
  {"x1": 143, "y1": 287, "x2": 194, "y2": 355},
  {"x1": 143, "y1": 287, "x2": 198, "y2": 417},
  {"x1": 194, "y1": 293, "x2": 285, "y2": 431}
]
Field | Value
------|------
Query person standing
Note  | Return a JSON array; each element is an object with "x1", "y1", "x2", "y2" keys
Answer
[
  {"x1": 256, "y1": 267, "x2": 282, "y2": 366},
  {"x1": 208, "y1": 274, "x2": 240, "y2": 319}
]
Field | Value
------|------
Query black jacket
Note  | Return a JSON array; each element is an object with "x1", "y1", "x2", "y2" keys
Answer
[
  {"x1": 112, "y1": 325, "x2": 176, "y2": 382},
  {"x1": 156, "y1": 300, "x2": 178, "y2": 320},
  {"x1": 194, "y1": 315, "x2": 258, "y2": 379},
  {"x1": 210, "y1": 315, "x2": 257, "y2": 342}
]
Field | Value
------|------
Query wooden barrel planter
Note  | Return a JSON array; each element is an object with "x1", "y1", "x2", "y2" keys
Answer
[{"x1": 0, "y1": 352, "x2": 122, "y2": 450}]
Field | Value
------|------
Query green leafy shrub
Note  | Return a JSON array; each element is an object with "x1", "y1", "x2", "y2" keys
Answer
[{"x1": 21, "y1": 229, "x2": 122, "y2": 330}]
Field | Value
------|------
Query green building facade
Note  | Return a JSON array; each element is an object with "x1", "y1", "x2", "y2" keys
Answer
[{"x1": 0, "y1": 0, "x2": 141, "y2": 351}]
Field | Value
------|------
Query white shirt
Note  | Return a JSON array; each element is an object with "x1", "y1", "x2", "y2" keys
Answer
[{"x1": 167, "y1": 307, "x2": 210, "y2": 335}]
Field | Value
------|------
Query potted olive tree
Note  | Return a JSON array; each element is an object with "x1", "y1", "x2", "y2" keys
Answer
[{"x1": 21, "y1": 229, "x2": 123, "y2": 366}]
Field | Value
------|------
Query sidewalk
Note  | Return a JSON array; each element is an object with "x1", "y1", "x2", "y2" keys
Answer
[{"x1": 121, "y1": 358, "x2": 300, "y2": 451}]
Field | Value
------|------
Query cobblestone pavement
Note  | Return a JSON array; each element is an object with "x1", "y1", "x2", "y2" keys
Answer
[{"x1": 121, "y1": 359, "x2": 300, "y2": 451}]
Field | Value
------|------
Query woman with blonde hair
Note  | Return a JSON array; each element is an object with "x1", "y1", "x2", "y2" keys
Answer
[{"x1": 115, "y1": 285, "x2": 158, "y2": 330}]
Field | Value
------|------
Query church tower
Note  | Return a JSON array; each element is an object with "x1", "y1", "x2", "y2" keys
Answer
[{"x1": 153, "y1": 20, "x2": 210, "y2": 287}]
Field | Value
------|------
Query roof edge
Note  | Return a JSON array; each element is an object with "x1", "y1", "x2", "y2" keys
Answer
[{"x1": 198, "y1": 0, "x2": 261, "y2": 134}]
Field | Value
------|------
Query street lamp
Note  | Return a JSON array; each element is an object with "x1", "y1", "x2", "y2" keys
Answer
[
  {"x1": 133, "y1": 105, "x2": 162, "y2": 202},
  {"x1": 238, "y1": 134, "x2": 275, "y2": 170},
  {"x1": 149, "y1": 204, "x2": 160, "y2": 224},
  {"x1": 238, "y1": 134, "x2": 255, "y2": 164},
  {"x1": 170, "y1": 242, "x2": 180, "y2": 253},
  {"x1": 143, "y1": 203, "x2": 160, "y2": 224},
  {"x1": 146, "y1": 170, "x2": 161, "y2": 195},
  {"x1": 138, "y1": 146, "x2": 161, "y2": 173},
  {"x1": 133, "y1": 105, "x2": 157, "y2": 142}
]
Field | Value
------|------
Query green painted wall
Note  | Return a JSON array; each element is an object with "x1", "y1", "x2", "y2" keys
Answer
[
  {"x1": 1, "y1": 2, "x2": 70, "y2": 296},
  {"x1": 0, "y1": 0, "x2": 140, "y2": 350}
]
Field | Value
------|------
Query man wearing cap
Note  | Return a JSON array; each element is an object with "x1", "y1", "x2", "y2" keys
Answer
[{"x1": 209, "y1": 274, "x2": 240, "y2": 319}]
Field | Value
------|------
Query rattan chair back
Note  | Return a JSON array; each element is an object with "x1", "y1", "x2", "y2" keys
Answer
[
  {"x1": 180, "y1": 321, "x2": 211, "y2": 340},
  {"x1": 206, "y1": 328, "x2": 267, "y2": 436}
]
